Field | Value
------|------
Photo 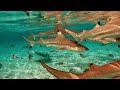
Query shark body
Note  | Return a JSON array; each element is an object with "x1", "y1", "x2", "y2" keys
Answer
[
  {"x1": 22, "y1": 31, "x2": 88, "y2": 52},
  {"x1": 30, "y1": 24, "x2": 79, "y2": 40},
  {"x1": 40, "y1": 60, "x2": 120, "y2": 79},
  {"x1": 65, "y1": 12, "x2": 120, "y2": 45}
]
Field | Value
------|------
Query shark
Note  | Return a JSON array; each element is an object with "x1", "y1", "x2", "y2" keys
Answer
[
  {"x1": 40, "y1": 60, "x2": 120, "y2": 79},
  {"x1": 65, "y1": 14, "x2": 120, "y2": 45},
  {"x1": 22, "y1": 30, "x2": 88, "y2": 52},
  {"x1": 29, "y1": 24, "x2": 79, "y2": 40}
]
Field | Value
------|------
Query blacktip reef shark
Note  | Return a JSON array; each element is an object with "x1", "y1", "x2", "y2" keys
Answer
[
  {"x1": 65, "y1": 13, "x2": 120, "y2": 46},
  {"x1": 29, "y1": 23, "x2": 79, "y2": 40},
  {"x1": 40, "y1": 60, "x2": 120, "y2": 79},
  {"x1": 22, "y1": 30, "x2": 88, "y2": 52}
]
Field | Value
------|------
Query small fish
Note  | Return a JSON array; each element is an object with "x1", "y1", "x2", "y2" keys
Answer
[
  {"x1": 10, "y1": 44, "x2": 15, "y2": 48},
  {"x1": 12, "y1": 54, "x2": 18, "y2": 59},
  {"x1": 29, "y1": 46, "x2": 32, "y2": 49},
  {"x1": 28, "y1": 54, "x2": 33, "y2": 60},
  {"x1": 118, "y1": 45, "x2": 120, "y2": 48},
  {"x1": 0, "y1": 63, "x2": 2, "y2": 69},
  {"x1": 55, "y1": 62, "x2": 64, "y2": 65},
  {"x1": 22, "y1": 45, "x2": 29, "y2": 49},
  {"x1": 80, "y1": 53, "x2": 85, "y2": 58},
  {"x1": 34, "y1": 51, "x2": 50, "y2": 57},
  {"x1": 108, "y1": 54, "x2": 114, "y2": 58},
  {"x1": 25, "y1": 11, "x2": 31, "y2": 16}
]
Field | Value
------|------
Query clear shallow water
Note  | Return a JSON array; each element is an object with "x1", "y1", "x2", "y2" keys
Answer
[{"x1": 0, "y1": 11, "x2": 120, "y2": 79}]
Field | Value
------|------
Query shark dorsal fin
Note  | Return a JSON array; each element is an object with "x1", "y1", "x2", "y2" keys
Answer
[
  {"x1": 82, "y1": 30, "x2": 87, "y2": 34},
  {"x1": 56, "y1": 30, "x2": 65, "y2": 39},
  {"x1": 93, "y1": 24, "x2": 100, "y2": 29},
  {"x1": 88, "y1": 63, "x2": 100, "y2": 70}
]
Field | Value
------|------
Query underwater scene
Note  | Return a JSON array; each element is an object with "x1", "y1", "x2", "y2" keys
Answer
[{"x1": 0, "y1": 11, "x2": 120, "y2": 79}]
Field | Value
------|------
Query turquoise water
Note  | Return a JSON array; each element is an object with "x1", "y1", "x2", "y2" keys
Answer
[{"x1": 0, "y1": 11, "x2": 120, "y2": 79}]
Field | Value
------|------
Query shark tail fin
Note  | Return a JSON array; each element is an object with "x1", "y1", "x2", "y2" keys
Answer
[
  {"x1": 22, "y1": 35, "x2": 35, "y2": 46},
  {"x1": 65, "y1": 29, "x2": 79, "y2": 41},
  {"x1": 29, "y1": 32, "x2": 36, "y2": 40},
  {"x1": 40, "y1": 61, "x2": 79, "y2": 79}
]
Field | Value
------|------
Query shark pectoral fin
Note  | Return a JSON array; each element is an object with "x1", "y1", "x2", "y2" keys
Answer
[
  {"x1": 69, "y1": 73, "x2": 79, "y2": 79},
  {"x1": 60, "y1": 47, "x2": 67, "y2": 50},
  {"x1": 80, "y1": 38, "x2": 85, "y2": 42},
  {"x1": 99, "y1": 40, "x2": 109, "y2": 45},
  {"x1": 40, "y1": 61, "x2": 79, "y2": 79},
  {"x1": 113, "y1": 77, "x2": 120, "y2": 79},
  {"x1": 46, "y1": 44, "x2": 51, "y2": 48},
  {"x1": 51, "y1": 50, "x2": 61, "y2": 52},
  {"x1": 51, "y1": 48, "x2": 66, "y2": 52},
  {"x1": 65, "y1": 29, "x2": 79, "y2": 41},
  {"x1": 88, "y1": 63, "x2": 100, "y2": 70},
  {"x1": 22, "y1": 35, "x2": 35, "y2": 46},
  {"x1": 104, "y1": 38, "x2": 116, "y2": 43}
]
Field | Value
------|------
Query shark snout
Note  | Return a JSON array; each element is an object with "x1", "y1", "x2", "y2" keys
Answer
[
  {"x1": 80, "y1": 46, "x2": 89, "y2": 51},
  {"x1": 84, "y1": 46, "x2": 89, "y2": 50}
]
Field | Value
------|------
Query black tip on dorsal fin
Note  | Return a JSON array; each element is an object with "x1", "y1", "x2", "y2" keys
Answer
[
  {"x1": 98, "y1": 21, "x2": 101, "y2": 25},
  {"x1": 57, "y1": 30, "x2": 65, "y2": 38},
  {"x1": 88, "y1": 63, "x2": 94, "y2": 69},
  {"x1": 89, "y1": 63, "x2": 94, "y2": 67},
  {"x1": 57, "y1": 30, "x2": 60, "y2": 32}
]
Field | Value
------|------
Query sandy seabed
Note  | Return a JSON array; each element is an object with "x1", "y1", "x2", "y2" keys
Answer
[{"x1": 0, "y1": 35, "x2": 120, "y2": 79}]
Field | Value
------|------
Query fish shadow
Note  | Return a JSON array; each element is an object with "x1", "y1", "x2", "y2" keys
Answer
[{"x1": 34, "y1": 51, "x2": 52, "y2": 63}]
